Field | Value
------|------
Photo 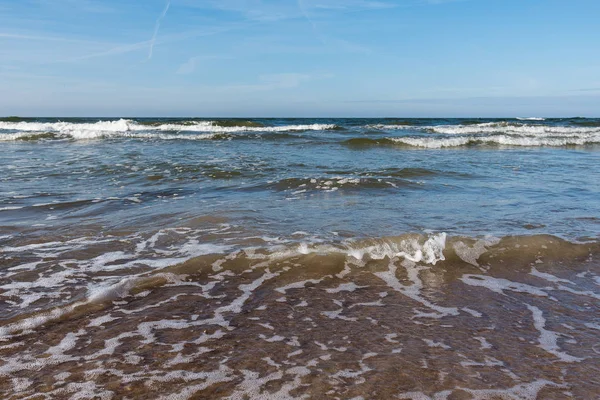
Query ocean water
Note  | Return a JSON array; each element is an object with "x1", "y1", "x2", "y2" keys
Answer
[{"x1": 0, "y1": 117, "x2": 599, "y2": 399}]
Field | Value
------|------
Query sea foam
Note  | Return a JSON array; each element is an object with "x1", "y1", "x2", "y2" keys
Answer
[{"x1": 0, "y1": 119, "x2": 337, "y2": 141}]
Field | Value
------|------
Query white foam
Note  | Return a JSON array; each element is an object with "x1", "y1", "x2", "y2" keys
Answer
[
  {"x1": 390, "y1": 134, "x2": 600, "y2": 148},
  {"x1": 584, "y1": 322, "x2": 600, "y2": 330},
  {"x1": 51, "y1": 381, "x2": 115, "y2": 400},
  {"x1": 530, "y1": 268, "x2": 575, "y2": 284},
  {"x1": 247, "y1": 233, "x2": 447, "y2": 270},
  {"x1": 459, "y1": 356, "x2": 503, "y2": 367},
  {"x1": 46, "y1": 330, "x2": 83, "y2": 357},
  {"x1": 374, "y1": 259, "x2": 459, "y2": 318},
  {"x1": 554, "y1": 283, "x2": 600, "y2": 300},
  {"x1": 331, "y1": 355, "x2": 373, "y2": 380},
  {"x1": 474, "y1": 336, "x2": 492, "y2": 350},
  {"x1": 452, "y1": 238, "x2": 497, "y2": 267},
  {"x1": 346, "y1": 233, "x2": 447, "y2": 265},
  {"x1": 0, "y1": 226, "x2": 236, "y2": 328},
  {"x1": 460, "y1": 275, "x2": 549, "y2": 297},
  {"x1": 257, "y1": 323, "x2": 274, "y2": 330},
  {"x1": 157, "y1": 365, "x2": 234, "y2": 400},
  {"x1": 0, "y1": 273, "x2": 179, "y2": 339},
  {"x1": 427, "y1": 122, "x2": 598, "y2": 136},
  {"x1": 0, "y1": 330, "x2": 84, "y2": 375},
  {"x1": 321, "y1": 307, "x2": 358, "y2": 322},
  {"x1": 11, "y1": 377, "x2": 32, "y2": 392},
  {"x1": 517, "y1": 117, "x2": 546, "y2": 121},
  {"x1": 0, "y1": 119, "x2": 336, "y2": 141},
  {"x1": 397, "y1": 379, "x2": 563, "y2": 400},
  {"x1": 369, "y1": 124, "x2": 413, "y2": 130},
  {"x1": 422, "y1": 339, "x2": 450, "y2": 349},
  {"x1": 223, "y1": 365, "x2": 310, "y2": 400},
  {"x1": 349, "y1": 299, "x2": 384, "y2": 308},
  {"x1": 385, "y1": 333, "x2": 399, "y2": 343},
  {"x1": 0, "y1": 302, "x2": 81, "y2": 340},
  {"x1": 87, "y1": 314, "x2": 120, "y2": 327},
  {"x1": 259, "y1": 334, "x2": 286, "y2": 342},
  {"x1": 54, "y1": 372, "x2": 71, "y2": 381},
  {"x1": 325, "y1": 282, "x2": 367, "y2": 293},
  {"x1": 0, "y1": 206, "x2": 23, "y2": 211},
  {"x1": 526, "y1": 304, "x2": 583, "y2": 363}
]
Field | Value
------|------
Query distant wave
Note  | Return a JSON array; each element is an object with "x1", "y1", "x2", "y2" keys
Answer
[
  {"x1": 137, "y1": 119, "x2": 266, "y2": 128},
  {"x1": 345, "y1": 134, "x2": 600, "y2": 149},
  {"x1": 3, "y1": 119, "x2": 600, "y2": 147},
  {"x1": 0, "y1": 119, "x2": 338, "y2": 141},
  {"x1": 371, "y1": 121, "x2": 600, "y2": 135},
  {"x1": 517, "y1": 117, "x2": 546, "y2": 121},
  {"x1": 423, "y1": 122, "x2": 600, "y2": 135},
  {"x1": 0, "y1": 130, "x2": 230, "y2": 142},
  {"x1": 390, "y1": 135, "x2": 600, "y2": 148},
  {"x1": 359, "y1": 121, "x2": 600, "y2": 148}
]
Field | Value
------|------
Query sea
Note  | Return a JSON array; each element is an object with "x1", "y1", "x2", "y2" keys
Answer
[{"x1": 0, "y1": 117, "x2": 599, "y2": 399}]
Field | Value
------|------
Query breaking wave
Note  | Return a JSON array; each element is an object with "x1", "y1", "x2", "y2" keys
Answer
[
  {"x1": 371, "y1": 121, "x2": 600, "y2": 134},
  {"x1": 1, "y1": 231, "x2": 597, "y2": 340},
  {"x1": 389, "y1": 135, "x2": 600, "y2": 148},
  {"x1": 0, "y1": 119, "x2": 338, "y2": 141},
  {"x1": 423, "y1": 122, "x2": 600, "y2": 136}
]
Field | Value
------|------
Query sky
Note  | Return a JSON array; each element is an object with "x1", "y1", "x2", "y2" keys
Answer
[{"x1": 0, "y1": 0, "x2": 599, "y2": 117}]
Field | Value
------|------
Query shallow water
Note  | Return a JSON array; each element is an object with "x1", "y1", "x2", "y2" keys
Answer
[{"x1": 0, "y1": 118, "x2": 599, "y2": 399}]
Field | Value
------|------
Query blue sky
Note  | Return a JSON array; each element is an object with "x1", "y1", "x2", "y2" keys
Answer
[{"x1": 1, "y1": 0, "x2": 599, "y2": 117}]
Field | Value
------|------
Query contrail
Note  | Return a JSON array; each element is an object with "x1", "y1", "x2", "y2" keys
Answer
[
  {"x1": 297, "y1": 0, "x2": 323, "y2": 44},
  {"x1": 148, "y1": 0, "x2": 171, "y2": 60}
]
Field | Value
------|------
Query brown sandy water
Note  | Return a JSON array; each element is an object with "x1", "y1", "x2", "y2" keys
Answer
[
  {"x1": 1, "y1": 235, "x2": 599, "y2": 399},
  {"x1": 1, "y1": 117, "x2": 600, "y2": 399}
]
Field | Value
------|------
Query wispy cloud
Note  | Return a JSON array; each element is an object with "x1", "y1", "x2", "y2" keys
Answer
[
  {"x1": 571, "y1": 87, "x2": 600, "y2": 92},
  {"x1": 186, "y1": 0, "x2": 395, "y2": 22},
  {"x1": 298, "y1": 0, "x2": 322, "y2": 44},
  {"x1": 64, "y1": 22, "x2": 251, "y2": 63},
  {"x1": 421, "y1": 0, "x2": 471, "y2": 4},
  {"x1": 308, "y1": 0, "x2": 396, "y2": 11},
  {"x1": 149, "y1": 0, "x2": 171, "y2": 60},
  {"x1": 187, "y1": 0, "x2": 293, "y2": 22},
  {"x1": 176, "y1": 56, "x2": 199, "y2": 75},
  {"x1": 220, "y1": 72, "x2": 331, "y2": 92},
  {"x1": 295, "y1": 1, "x2": 373, "y2": 52},
  {"x1": 0, "y1": 32, "x2": 108, "y2": 45},
  {"x1": 31, "y1": 0, "x2": 116, "y2": 13},
  {"x1": 63, "y1": 40, "x2": 153, "y2": 62},
  {"x1": 176, "y1": 55, "x2": 232, "y2": 75}
]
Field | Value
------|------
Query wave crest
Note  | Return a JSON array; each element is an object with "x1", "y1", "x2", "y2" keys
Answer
[{"x1": 0, "y1": 119, "x2": 338, "y2": 141}]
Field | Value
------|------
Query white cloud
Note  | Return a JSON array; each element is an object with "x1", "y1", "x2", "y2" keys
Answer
[
  {"x1": 177, "y1": 57, "x2": 199, "y2": 75},
  {"x1": 176, "y1": 55, "x2": 232, "y2": 75},
  {"x1": 422, "y1": 0, "x2": 470, "y2": 4},
  {"x1": 309, "y1": 0, "x2": 396, "y2": 11},
  {"x1": 181, "y1": 0, "x2": 395, "y2": 21}
]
